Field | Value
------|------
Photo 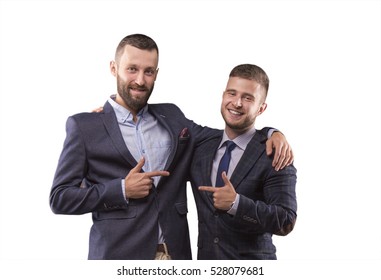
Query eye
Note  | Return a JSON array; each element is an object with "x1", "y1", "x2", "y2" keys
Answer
[
  {"x1": 244, "y1": 95, "x2": 254, "y2": 102},
  {"x1": 145, "y1": 69, "x2": 156, "y2": 76},
  {"x1": 127, "y1": 67, "x2": 138, "y2": 73}
]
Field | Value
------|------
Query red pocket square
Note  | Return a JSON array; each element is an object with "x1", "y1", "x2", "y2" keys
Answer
[{"x1": 179, "y1": 127, "x2": 189, "y2": 138}]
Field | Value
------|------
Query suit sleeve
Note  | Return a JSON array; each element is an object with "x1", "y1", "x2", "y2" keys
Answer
[
  {"x1": 234, "y1": 165, "x2": 297, "y2": 236},
  {"x1": 187, "y1": 118, "x2": 221, "y2": 146},
  {"x1": 162, "y1": 103, "x2": 221, "y2": 146},
  {"x1": 50, "y1": 116, "x2": 127, "y2": 215}
]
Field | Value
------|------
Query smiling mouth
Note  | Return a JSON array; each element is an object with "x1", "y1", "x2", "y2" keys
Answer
[
  {"x1": 129, "y1": 87, "x2": 147, "y2": 95},
  {"x1": 228, "y1": 109, "x2": 243, "y2": 116},
  {"x1": 130, "y1": 87, "x2": 146, "y2": 91}
]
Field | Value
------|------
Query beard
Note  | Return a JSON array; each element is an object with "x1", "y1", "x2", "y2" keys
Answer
[{"x1": 117, "y1": 75, "x2": 154, "y2": 112}]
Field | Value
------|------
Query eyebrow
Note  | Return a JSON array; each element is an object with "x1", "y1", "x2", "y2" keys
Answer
[
  {"x1": 125, "y1": 64, "x2": 157, "y2": 71},
  {"x1": 225, "y1": 89, "x2": 236, "y2": 93}
]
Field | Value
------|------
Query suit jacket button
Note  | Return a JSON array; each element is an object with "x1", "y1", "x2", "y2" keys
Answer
[{"x1": 213, "y1": 237, "x2": 219, "y2": 243}]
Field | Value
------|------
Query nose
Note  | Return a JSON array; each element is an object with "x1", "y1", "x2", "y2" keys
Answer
[
  {"x1": 233, "y1": 97, "x2": 242, "y2": 108},
  {"x1": 135, "y1": 71, "x2": 145, "y2": 86}
]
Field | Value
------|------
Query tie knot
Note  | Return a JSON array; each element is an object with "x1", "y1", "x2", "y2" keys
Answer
[{"x1": 225, "y1": 140, "x2": 236, "y2": 152}]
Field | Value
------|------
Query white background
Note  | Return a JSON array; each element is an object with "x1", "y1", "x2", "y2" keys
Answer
[{"x1": 1, "y1": 0, "x2": 380, "y2": 278}]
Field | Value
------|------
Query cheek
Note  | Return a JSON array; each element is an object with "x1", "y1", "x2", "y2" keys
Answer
[
  {"x1": 146, "y1": 76, "x2": 156, "y2": 85},
  {"x1": 119, "y1": 73, "x2": 132, "y2": 84},
  {"x1": 246, "y1": 106, "x2": 260, "y2": 119},
  {"x1": 221, "y1": 100, "x2": 230, "y2": 112},
  {"x1": 221, "y1": 96, "x2": 232, "y2": 106}
]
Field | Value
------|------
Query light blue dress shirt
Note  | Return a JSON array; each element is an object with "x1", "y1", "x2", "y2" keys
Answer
[{"x1": 108, "y1": 97, "x2": 171, "y2": 243}]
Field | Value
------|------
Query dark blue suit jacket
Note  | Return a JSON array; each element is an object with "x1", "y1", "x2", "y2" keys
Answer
[
  {"x1": 50, "y1": 101, "x2": 218, "y2": 259},
  {"x1": 190, "y1": 129, "x2": 297, "y2": 260}
]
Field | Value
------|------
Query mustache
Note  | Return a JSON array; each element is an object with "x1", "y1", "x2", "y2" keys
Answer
[{"x1": 128, "y1": 83, "x2": 149, "y2": 91}]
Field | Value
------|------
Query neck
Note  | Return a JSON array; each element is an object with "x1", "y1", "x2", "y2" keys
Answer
[{"x1": 115, "y1": 94, "x2": 140, "y2": 122}]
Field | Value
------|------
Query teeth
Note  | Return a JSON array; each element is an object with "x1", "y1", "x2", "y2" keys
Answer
[{"x1": 229, "y1": 109, "x2": 242, "y2": 115}]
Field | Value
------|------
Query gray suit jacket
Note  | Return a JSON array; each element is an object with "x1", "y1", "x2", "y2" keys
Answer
[
  {"x1": 50, "y1": 101, "x2": 218, "y2": 259},
  {"x1": 190, "y1": 129, "x2": 297, "y2": 259}
]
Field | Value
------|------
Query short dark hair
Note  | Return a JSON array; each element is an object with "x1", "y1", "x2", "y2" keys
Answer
[
  {"x1": 115, "y1": 34, "x2": 159, "y2": 61},
  {"x1": 229, "y1": 64, "x2": 269, "y2": 95}
]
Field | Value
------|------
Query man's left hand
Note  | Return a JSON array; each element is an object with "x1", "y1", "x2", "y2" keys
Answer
[{"x1": 266, "y1": 131, "x2": 294, "y2": 171}]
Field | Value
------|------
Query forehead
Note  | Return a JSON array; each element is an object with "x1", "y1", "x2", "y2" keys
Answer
[
  {"x1": 118, "y1": 45, "x2": 158, "y2": 69},
  {"x1": 225, "y1": 77, "x2": 261, "y2": 94}
]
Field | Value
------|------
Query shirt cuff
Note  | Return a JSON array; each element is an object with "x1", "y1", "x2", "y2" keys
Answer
[
  {"x1": 121, "y1": 179, "x2": 129, "y2": 203},
  {"x1": 267, "y1": 128, "x2": 277, "y2": 138},
  {"x1": 227, "y1": 194, "x2": 240, "y2": 215}
]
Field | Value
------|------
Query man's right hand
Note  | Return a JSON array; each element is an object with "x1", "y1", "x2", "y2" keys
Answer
[
  {"x1": 124, "y1": 157, "x2": 170, "y2": 199},
  {"x1": 92, "y1": 107, "x2": 103, "y2": 113}
]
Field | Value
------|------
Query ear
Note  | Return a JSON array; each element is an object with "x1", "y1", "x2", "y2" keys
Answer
[
  {"x1": 257, "y1": 102, "x2": 267, "y2": 116},
  {"x1": 154, "y1": 68, "x2": 159, "y2": 81},
  {"x1": 110, "y1": 61, "x2": 117, "y2": 77}
]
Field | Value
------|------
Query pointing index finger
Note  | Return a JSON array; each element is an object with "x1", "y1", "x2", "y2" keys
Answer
[
  {"x1": 198, "y1": 186, "x2": 216, "y2": 193},
  {"x1": 144, "y1": 170, "x2": 170, "y2": 178}
]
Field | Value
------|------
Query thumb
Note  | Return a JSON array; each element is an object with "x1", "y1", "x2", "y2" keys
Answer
[
  {"x1": 131, "y1": 157, "x2": 145, "y2": 173},
  {"x1": 222, "y1": 172, "x2": 234, "y2": 189}
]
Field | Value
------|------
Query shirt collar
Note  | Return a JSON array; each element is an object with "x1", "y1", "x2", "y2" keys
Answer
[
  {"x1": 108, "y1": 95, "x2": 148, "y2": 124},
  {"x1": 219, "y1": 126, "x2": 256, "y2": 150}
]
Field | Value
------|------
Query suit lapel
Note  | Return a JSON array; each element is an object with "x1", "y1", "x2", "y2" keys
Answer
[
  {"x1": 230, "y1": 132, "x2": 266, "y2": 189},
  {"x1": 202, "y1": 137, "x2": 221, "y2": 185},
  {"x1": 198, "y1": 137, "x2": 221, "y2": 204},
  {"x1": 100, "y1": 101, "x2": 137, "y2": 166}
]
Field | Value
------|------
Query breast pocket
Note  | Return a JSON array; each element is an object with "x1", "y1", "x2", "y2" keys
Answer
[{"x1": 147, "y1": 141, "x2": 172, "y2": 168}]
